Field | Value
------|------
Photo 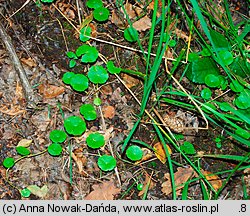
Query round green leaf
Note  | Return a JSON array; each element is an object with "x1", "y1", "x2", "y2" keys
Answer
[
  {"x1": 94, "y1": 97, "x2": 102, "y2": 106},
  {"x1": 3, "y1": 157, "x2": 15, "y2": 169},
  {"x1": 124, "y1": 27, "x2": 138, "y2": 42},
  {"x1": 76, "y1": 45, "x2": 99, "y2": 63},
  {"x1": 201, "y1": 88, "x2": 212, "y2": 100},
  {"x1": 234, "y1": 90, "x2": 250, "y2": 109},
  {"x1": 48, "y1": 143, "x2": 62, "y2": 156},
  {"x1": 180, "y1": 141, "x2": 196, "y2": 154},
  {"x1": 62, "y1": 72, "x2": 75, "y2": 85},
  {"x1": 80, "y1": 26, "x2": 92, "y2": 42},
  {"x1": 80, "y1": 104, "x2": 97, "y2": 121},
  {"x1": 205, "y1": 74, "x2": 220, "y2": 88},
  {"x1": 86, "y1": 0, "x2": 103, "y2": 9},
  {"x1": 16, "y1": 146, "x2": 30, "y2": 156},
  {"x1": 97, "y1": 155, "x2": 117, "y2": 171},
  {"x1": 126, "y1": 145, "x2": 143, "y2": 161},
  {"x1": 86, "y1": 132, "x2": 105, "y2": 149},
  {"x1": 49, "y1": 130, "x2": 67, "y2": 143},
  {"x1": 93, "y1": 7, "x2": 110, "y2": 22},
  {"x1": 70, "y1": 74, "x2": 89, "y2": 92},
  {"x1": 66, "y1": 51, "x2": 77, "y2": 59},
  {"x1": 218, "y1": 50, "x2": 234, "y2": 66},
  {"x1": 64, "y1": 116, "x2": 86, "y2": 136},
  {"x1": 106, "y1": 61, "x2": 121, "y2": 74},
  {"x1": 20, "y1": 188, "x2": 31, "y2": 198},
  {"x1": 137, "y1": 183, "x2": 143, "y2": 191},
  {"x1": 230, "y1": 80, "x2": 244, "y2": 93},
  {"x1": 88, "y1": 65, "x2": 109, "y2": 84},
  {"x1": 69, "y1": 59, "x2": 77, "y2": 68}
]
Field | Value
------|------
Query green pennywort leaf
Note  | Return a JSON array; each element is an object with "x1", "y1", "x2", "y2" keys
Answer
[
  {"x1": 3, "y1": 157, "x2": 15, "y2": 169},
  {"x1": 69, "y1": 74, "x2": 89, "y2": 92},
  {"x1": 201, "y1": 88, "x2": 212, "y2": 100},
  {"x1": 20, "y1": 188, "x2": 31, "y2": 198},
  {"x1": 205, "y1": 74, "x2": 220, "y2": 88},
  {"x1": 76, "y1": 45, "x2": 99, "y2": 63},
  {"x1": 88, "y1": 65, "x2": 109, "y2": 84},
  {"x1": 47, "y1": 143, "x2": 62, "y2": 156},
  {"x1": 106, "y1": 61, "x2": 121, "y2": 74},
  {"x1": 86, "y1": 0, "x2": 103, "y2": 9},
  {"x1": 80, "y1": 104, "x2": 97, "y2": 121},
  {"x1": 80, "y1": 26, "x2": 92, "y2": 42},
  {"x1": 64, "y1": 116, "x2": 86, "y2": 136},
  {"x1": 93, "y1": 7, "x2": 110, "y2": 22},
  {"x1": 69, "y1": 59, "x2": 77, "y2": 68},
  {"x1": 16, "y1": 146, "x2": 30, "y2": 156},
  {"x1": 126, "y1": 145, "x2": 143, "y2": 161},
  {"x1": 49, "y1": 130, "x2": 67, "y2": 143},
  {"x1": 97, "y1": 155, "x2": 117, "y2": 171},
  {"x1": 234, "y1": 90, "x2": 250, "y2": 109},
  {"x1": 86, "y1": 132, "x2": 105, "y2": 149},
  {"x1": 62, "y1": 72, "x2": 75, "y2": 85}
]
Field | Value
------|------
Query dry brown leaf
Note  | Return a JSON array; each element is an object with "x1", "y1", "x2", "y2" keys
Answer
[
  {"x1": 161, "y1": 166, "x2": 195, "y2": 196},
  {"x1": 175, "y1": 28, "x2": 189, "y2": 42},
  {"x1": 84, "y1": 180, "x2": 120, "y2": 200},
  {"x1": 153, "y1": 142, "x2": 172, "y2": 164},
  {"x1": 38, "y1": 83, "x2": 65, "y2": 99},
  {"x1": 0, "y1": 104, "x2": 26, "y2": 116},
  {"x1": 15, "y1": 81, "x2": 24, "y2": 102},
  {"x1": 71, "y1": 150, "x2": 87, "y2": 175},
  {"x1": 111, "y1": 11, "x2": 127, "y2": 29},
  {"x1": 147, "y1": 0, "x2": 162, "y2": 17},
  {"x1": 133, "y1": 16, "x2": 152, "y2": 32},
  {"x1": 124, "y1": 3, "x2": 142, "y2": 19},
  {"x1": 57, "y1": 2, "x2": 75, "y2": 19},
  {"x1": 202, "y1": 171, "x2": 222, "y2": 191},
  {"x1": 17, "y1": 139, "x2": 32, "y2": 147},
  {"x1": 103, "y1": 105, "x2": 116, "y2": 119},
  {"x1": 135, "y1": 148, "x2": 153, "y2": 164},
  {"x1": 121, "y1": 73, "x2": 140, "y2": 88},
  {"x1": 21, "y1": 57, "x2": 37, "y2": 68},
  {"x1": 89, "y1": 23, "x2": 97, "y2": 38}
]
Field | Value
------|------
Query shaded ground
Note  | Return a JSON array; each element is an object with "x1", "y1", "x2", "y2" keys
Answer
[{"x1": 0, "y1": 0, "x2": 249, "y2": 200}]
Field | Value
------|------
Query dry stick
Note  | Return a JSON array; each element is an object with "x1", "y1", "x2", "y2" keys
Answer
[{"x1": 0, "y1": 23, "x2": 39, "y2": 106}]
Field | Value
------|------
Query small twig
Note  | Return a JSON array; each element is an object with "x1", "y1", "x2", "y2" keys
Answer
[{"x1": 0, "y1": 22, "x2": 39, "y2": 106}]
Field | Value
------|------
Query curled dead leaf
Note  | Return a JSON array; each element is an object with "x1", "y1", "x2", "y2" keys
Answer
[
  {"x1": 202, "y1": 171, "x2": 222, "y2": 191},
  {"x1": 133, "y1": 16, "x2": 152, "y2": 32},
  {"x1": 161, "y1": 166, "x2": 195, "y2": 196},
  {"x1": 38, "y1": 83, "x2": 65, "y2": 99},
  {"x1": 153, "y1": 142, "x2": 172, "y2": 164},
  {"x1": 17, "y1": 139, "x2": 32, "y2": 147},
  {"x1": 84, "y1": 180, "x2": 120, "y2": 200},
  {"x1": 103, "y1": 106, "x2": 116, "y2": 119}
]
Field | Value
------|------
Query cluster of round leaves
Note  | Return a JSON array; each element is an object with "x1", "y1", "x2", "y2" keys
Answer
[
  {"x1": 62, "y1": 59, "x2": 122, "y2": 92},
  {"x1": 86, "y1": 0, "x2": 110, "y2": 22}
]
